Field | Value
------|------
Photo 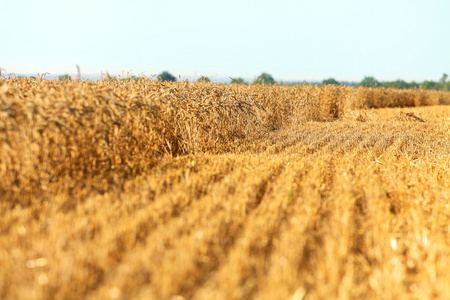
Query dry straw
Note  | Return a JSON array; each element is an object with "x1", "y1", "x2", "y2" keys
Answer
[
  {"x1": 1, "y1": 78, "x2": 449, "y2": 202},
  {"x1": 1, "y1": 77, "x2": 450, "y2": 299}
]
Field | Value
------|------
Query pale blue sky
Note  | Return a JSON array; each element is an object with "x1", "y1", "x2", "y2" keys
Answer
[{"x1": 2, "y1": 0, "x2": 449, "y2": 82}]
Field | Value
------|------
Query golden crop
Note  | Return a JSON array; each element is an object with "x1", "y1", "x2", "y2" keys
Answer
[{"x1": 1, "y1": 78, "x2": 449, "y2": 299}]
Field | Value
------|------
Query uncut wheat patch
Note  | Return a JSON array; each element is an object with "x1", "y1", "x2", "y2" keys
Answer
[{"x1": 0, "y1": 79, "x2": 265, "y2": 204}]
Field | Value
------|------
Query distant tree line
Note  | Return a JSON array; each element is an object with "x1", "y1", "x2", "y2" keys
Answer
[
  {"x1": 160, "y1": 71, "x2": 450, "y2": 91},
  {"x1": 322, "y1": 73, "x2": 450, "y2": 91},
  {"x1": 155, "y1": 71, "x2": 276, "y2": 86},
  {"x1": 57, "y1": 70, "x2": 450, "y2": 91}
]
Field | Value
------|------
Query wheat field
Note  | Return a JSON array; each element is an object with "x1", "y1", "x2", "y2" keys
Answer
[{"x1": 1, "y1": 78, "x2": 450, "y2": 300}]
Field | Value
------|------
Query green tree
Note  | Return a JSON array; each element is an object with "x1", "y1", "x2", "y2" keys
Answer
[
  {"x1": 120, "y1": 75, "x2": 142, "y2": 82},
  {"x1": 322, "y1": 78, "x2": 340, "y2": 85},
  {"x1": 59, "y1": 74, "x2": 72, "y2": 81},
  {"x1": 420, "y1": 74, "x2": 449, "y2": 91},
  {"x1": 443, "y1": 82, "x2": 450, "y2": 92},
  {"x1": 157, "y1": 71, "x2": 177, "y2": 82},
  {"x1": 252, "y1": 72, "x2": 275, "y2": 85},
  {"x1": 382, "y1": 80, "x2": 415, "y2": 89},
  {"x1": 410, "y1": 81, "x2": 420, "y2": 89},
  {"x1": 197, "y1": 76, "x2": 211, "y2": 83},
  {"x1": 230, "y1": 77, "x2": 247, "y2": 85},
  {"x1": 440, "y1": 73, "x2": 448, "y2": 85},
  {"x1": 358, "y1": 76, "x2": 380, "y2": 88},
  {"x1": 420, "y1": 80, "x2": 438, "y2": 90}
]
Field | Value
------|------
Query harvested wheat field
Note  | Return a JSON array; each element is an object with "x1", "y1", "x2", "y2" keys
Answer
[{"x1": 1, "y1": 78, "x2": 450, "y2": 300}]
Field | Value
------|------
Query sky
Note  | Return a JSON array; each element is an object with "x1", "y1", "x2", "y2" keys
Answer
[{"x1": 2, "y1": 0, "x2": 450, "y2": 82}]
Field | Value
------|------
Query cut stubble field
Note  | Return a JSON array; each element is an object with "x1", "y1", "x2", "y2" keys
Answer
[{"x1": 0, "y1": 79, "x2": 450, "y2": 299}]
